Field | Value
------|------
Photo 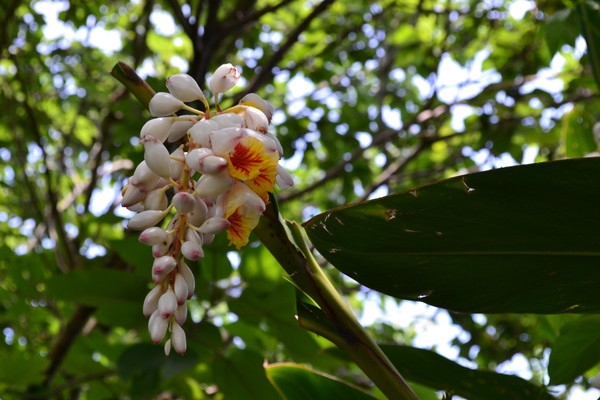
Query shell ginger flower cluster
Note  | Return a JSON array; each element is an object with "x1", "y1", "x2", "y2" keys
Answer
[{"x1": 121, "y1": 64, "x2": 293, "y2": 355}]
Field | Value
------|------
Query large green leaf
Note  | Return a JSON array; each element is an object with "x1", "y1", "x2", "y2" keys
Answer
[
  {"x1": 548, "y1": 315, "x2": 600, "y2": 385},
  {"x1": 265, "y1": 363, "x2": 379, "y2": 400},
  {"x1": 304, "y1": 158, "x2": 600, "y2": 313},
  {"x1": 379, "y1": 345, "x2": 556, "y2": 400}
]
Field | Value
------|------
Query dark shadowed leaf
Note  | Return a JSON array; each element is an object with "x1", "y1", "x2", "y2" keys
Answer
[
  {"x1": 548, "y1": 315, "x2": 600, "y2": 385},
  {"x1": 304, "y1": 158, "x2": 600, "y2": 313},
  {"x1": 265, "y1": 363, "x2": 380, "y2": 400},
  {"x1": 213, "y1": 348, "x2": 281, "y2": 399},
  {"x1": 46, "y1": 268, "x2": 148, "y2": 306},
  {"x1": 379, "y1": 345, "x2": 557, "y2": 400}
]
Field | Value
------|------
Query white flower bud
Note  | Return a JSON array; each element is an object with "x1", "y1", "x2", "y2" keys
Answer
[
  {"x1": 139, "y1": 227, "x2": 168, "y2": 246},
  {"x1": 203, "y1": 233, "x2": 215, "y2": 246},
  {"x1": 244, "y1": 107, "x2": 269, "y2": 133},
  {"x1": 186, "y1": 148, "x2": 215, "y2": 172},
  {"x1": 276, "y1": 164, "x2": 294, "y2": 188},
  {"x1": 210, "y1": 127, "x2": 245, "y2": 155},
  {"x1": 152, "y1": 243, "x2": 168, "y2": 258},
  {"x1": 189, "y1": 119, "x2": 219, "y2": 148},
  {"x1": 181, "y1": 240, "x2": 204, "y2": 260},
  {"x1": 200, "y1": 156, "x2": 228, "y2": 175},
  {"x1": 199, "y1": 217, "x2": 231, "y2": 234},
  {"x1": 164, "y1": 338, "x2": 172, "y2": 356},
  {"x1": 149, "y1": 309, "x2": 169, "y2": 343},
  {"x1": 265, "y1": 131, "x2": 284, "y2": 156},
  {"x1": 127, "y1": 203, "x2": 145, "y2": 213},
  {"x1": 171, "y1": 321, "x2": 187, "y2": 355},
  {"x1": 149, "y1": 92, "x2": 184, "y2": 117},
  {"x1": 209, "y1": 63, "x2": 240, "y2": 94},
  {"x1": 228, "y1": 181, "x2": 266, "y2": 214},
  {"x1": 240, "y1": 93, "x2": 275, "y2": 121},
  {"x1": 188, "y1": 197, "x2": 208, "y2": 227},
  {"x1": 169, "y1": 145, "x2": 185, "y2": 180},
  {"x1": 152, "y1": 255, "x2": 177, "y2": 282},
  {"x1": 168, "y1": 116, "x2": 196, "y2": 143},
  {"x1": 158, "y1": 289, "x2": 177, "y2": 319},
  {"x1": 174, "y1": 273, "x2": 189, "y2": 305},
  {"x1": 127, "y1": 209, "x2": 166, "y2": 231},
  {"x1": 140, "y1": 118, "x2": 174, "y2": 142},
  {"x1": 178, "y1": 260, "x2": 195, "y2": 299},
  {"x1": 131, "y1": 161, "x2": 161, "y2": 192},
  {"x1": 166, "y1": 73, "x2": 205, "y2": 102},
  {"x1": 143, "y1": 285, "x2": 163, "y2": 317},
  {"x1": 245, "y1": 129, "x2": 278, "y2": 155},
  {"x1": 194, "y1": 173, "x2": 234, "y2": 197},
  {"x1": 174, "y1": 303, "x2": 187, "y2": 325},
  {"x1": 142, "y1": 135, "x2": 171, "y2": 178},
  {"x1": 144, "y1": 188, "x2": 168, "y2": 210},
  {"x1": 185, "y1": 228, "x2": 203, "y2": 245},
  {"x1": 121, "y1": 184, "x2": 145, "y2": 208},
  {"x1": 210, "y1": 112, "x2": 245, "y2": 129},
  {"x1": 594, "y1": 122, "x2": 600, "y2": 144},
  {"x1": 173, "y1": 192, "x2": 196, "y2": 214}
]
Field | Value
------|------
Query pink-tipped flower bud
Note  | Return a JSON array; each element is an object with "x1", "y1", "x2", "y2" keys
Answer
[
  {"x1": 174, "y1": 273, "x2": 188, "y2": 305},
  {"x1": 171, "y1": 321, "x2": 187, "y2": 355},
  {"x1": 166, "y1": 73, "x2": 205, "y2": 102},
  {"x1": 127, "y1": 209, "x2": 166, "y2": 231},
  {"x1": 186, "y1": 148, "x2": 215, "y2": 172},
  {"x1": 239, "y1": 93, "x2": 275, "y2": 121},
  {"x1": 244, "y1": 107, "x2": 269, "y2": 133},
  {"x1": 185, "y1": 227, "x2": 203, "y2": 245},
  {"x1": 181, "y1": 240, "x2": 204, "y2": 260},
  {"x1": 143, "y1": 285, "x2": 164, "y2": 317},
  {"x1": 157, "y1": 289, "x2": 177, "y2": 319},
  {"x1": 209, "y1": 127, "x2": 244, "y2": 155},
  {"x1": 276, "y1": 164, "x2": 294, "y2": 188},
  {"x1": 149, "y1": 92, "x2": 184, "y2": 117},
  {"x1": 131, "y1": 161, "x2": 161, "y2": 192},
  {"x1": 121, "y1": 184, "x2": 145, "y2": 208},
  {"x1": 209, "y1": 63, "x2": 240, "y2": 94},
  {"x1": 168, "y1": 116, "x2": 196, "y2": 143},
  {"x1": 188, "y1": 197, "x2": 208, "y2": 227},
  {"x1": 189, "y1": 119, "x2": 219, "y2": 148},
  {"x1": 203, "y1": 233, "x2": 215, "y2": 246},
  {"x1": 169, "y1": 145, "x2": 185, "y2": 180},
  {"x1": 152, "y1": 255, "x2": 177, "y2": 282},
  {"x1": 178, "y1": 260, "x2": 195, "y2": 299},
  {"x1": 210, "y1": 113, "x2": 245, "y2": 129},
  {"x1": 199, "y1": 217, "x2": 231, "y2": 234},
  {"x1": 200, "y1": 155, "x2": 228, "y2": 175},
  {"x1": 141, "y1": 135, "x2": 171, "y2": 178},
  {"x1": 194, "y1": 173, "x2": 234, "y2": 197},
  {"x1": 174, "y1": 303, "x2": 187, "y2": 325},
  {"x1": 140, "y1": 117, "x2": 174, "y2": 142},
  {"x1": 172, "y1": 192, "x2": 196, "y2": 214},
  {"x1": 144, "y1": 188, "x2": 168, "y2": 210},
  {"x1": 266, "y1": 132, "x2": 284, "y2": 156},
  {"x1": 139, "y1": 227, "x2": 168, "y2": 246},
  {"x1": 148, "y1": 310, "x2": 169, "y2": 343},
  {"x1": 127, "y1": 203, "x2": 145, "y2": 213}
]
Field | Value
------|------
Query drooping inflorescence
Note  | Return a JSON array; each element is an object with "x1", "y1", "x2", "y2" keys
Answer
[{"x1": 120, "y1": 64, "x2": 294, "y2": 355}]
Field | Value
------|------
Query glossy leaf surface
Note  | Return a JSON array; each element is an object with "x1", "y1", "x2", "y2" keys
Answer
[
  {"x1": 266, "y1": 363, "x2": 379, "y2": 400},
  {"x1": 305, "y1": 158, "x2": 600, "y2": 313}
]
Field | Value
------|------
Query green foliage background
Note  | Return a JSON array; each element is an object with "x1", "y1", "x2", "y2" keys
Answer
[{"x1": 0, "y1": 0, "x2": 599, "y2": 398}]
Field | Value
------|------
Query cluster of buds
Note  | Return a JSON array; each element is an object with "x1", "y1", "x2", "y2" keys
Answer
[{"x1": 121, "y1": 64, "x2": 293, "y2": 355}]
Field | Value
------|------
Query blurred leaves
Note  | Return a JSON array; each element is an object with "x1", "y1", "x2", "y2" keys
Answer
[{"x1": 1, "y1": 0, "x2": 600, "y2": 398}]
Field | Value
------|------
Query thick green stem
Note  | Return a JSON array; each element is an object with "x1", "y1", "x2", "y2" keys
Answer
[{"x1": 254, "y1": 201, "x2": 419, "y2": 400}]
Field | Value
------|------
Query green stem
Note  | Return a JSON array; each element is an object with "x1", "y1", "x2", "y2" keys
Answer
[{"x1": 254, "y1": 201, "x2": 419, "y2": 400}]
